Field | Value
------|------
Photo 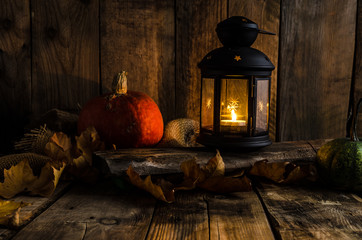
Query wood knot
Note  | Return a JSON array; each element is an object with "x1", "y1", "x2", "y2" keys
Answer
[{"x1": 99, "y1": 217, "x2": 120, "y2": 225}]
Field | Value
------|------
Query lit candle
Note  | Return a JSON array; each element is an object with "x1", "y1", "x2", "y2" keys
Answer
[{"x1": 221, "y1": 109, "x2": 246, "y2": 126}]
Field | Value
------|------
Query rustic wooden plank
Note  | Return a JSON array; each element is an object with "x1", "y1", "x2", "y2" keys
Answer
[
  {"x1": 12, "y1": 181, "x2": 156, "y2": 240},
  {"x1": 278, "y1": 0, "x2": 357, "y2": 141},
  {"x1": 0, "y1": 181, "x2": 71, "y2": 240},
  {"x1": 0, "y1": 0, "x2": 31, "y2": 153},
  {"x1": 175, "y1": 0, "x2": 227, "y2": 120},
  {"x1": 146, "y1": 191, "x2": 209, "y2": 239},
  {"x1": 31, "y1": 0, "x2": 99, "y2": 115},
  {"x1": 257, "y1": 182, "x2": 362, "y2": 239},
  {"x1": 228, "y1": 0, "x2": 280, "y2": 141},
  {"x1": 95, "y1": 141, "x2": 316, "y2": 176},
  {"x1": 353, "y1": 0, "x2": 362, "y2": 137},
  {"x1": 307, "y1": 139, "x2": 332, "y2": 153},
  {"x1": 207, "y1": 192, "x2": 275, "y2": 240},
  {"x1": 100, "y1": 0, "x2": 175, "y2": 123}
]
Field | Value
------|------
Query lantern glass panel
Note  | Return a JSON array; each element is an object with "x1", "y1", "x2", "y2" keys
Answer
[
  {"x1": 201, "y1": 78, "x2": 214, "y2": 132},
  {"x1": 255, "y1": 79, "x2": 269, "y2": 134},
  {"x1": 220, "y1": 78, "x2": 249, "y2": 134}
]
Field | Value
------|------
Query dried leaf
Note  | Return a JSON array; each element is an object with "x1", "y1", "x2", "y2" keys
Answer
[
  {"x1": 0, "y1": 160, "x2": 65, "y2": 199},
  {"x1": 179, "y1": 150, "x2": 251, "y2": 193},
  {"x1": 249, "y1": 160, "x2": 289, "y2": 183},
  {"x1": 74, "y1": 126, "x2": 105, "y2": 166},
  {"x1": 126, "y1": 166, "x2": 175, "y2": 202},
  {"x1": 0, "y1": 200, "x2": 30, "y2": 227},
  {"x1": 44, "y1": 132, "x2": 73, "y2": 164},
  {"x1": 200, "y1": 149, "x2": 225, "y2": 180},
  {"x1": 249, "y1": 160, "x2": 316, "y2": 184},
  {"x1": 126, "y1": 166, "x2": 175, "y2": 203},
  {"x1": 67, "y1": 127, "x2": 105, "y2": 182}
]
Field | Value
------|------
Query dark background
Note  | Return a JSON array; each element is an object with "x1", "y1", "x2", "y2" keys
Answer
[{"x1": 0, "y1": 0, "x2": 360, "y2": 153}]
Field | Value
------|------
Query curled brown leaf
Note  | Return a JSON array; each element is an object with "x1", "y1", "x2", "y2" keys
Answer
[{"x1": 126, "y1": 166, "x2": 175, "y2": 203}]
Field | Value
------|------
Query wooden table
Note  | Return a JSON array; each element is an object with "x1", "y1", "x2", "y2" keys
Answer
[{"x1": 1, "y1": 140, "x2": 362, "y2": 240}]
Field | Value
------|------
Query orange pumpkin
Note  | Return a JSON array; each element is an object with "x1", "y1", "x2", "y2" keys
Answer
[{"x1": 78, "y1": 72, "x2": 163, "y2": 148}]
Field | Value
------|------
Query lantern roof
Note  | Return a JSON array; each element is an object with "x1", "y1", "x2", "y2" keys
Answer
[{"x1": 198, "y1": 46, "x2": 275, "y2": 77}]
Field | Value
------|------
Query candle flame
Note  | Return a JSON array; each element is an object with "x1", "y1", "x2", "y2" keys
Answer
[{"x1": 231, "y1": 109, "x2": 237, "y2": 122}]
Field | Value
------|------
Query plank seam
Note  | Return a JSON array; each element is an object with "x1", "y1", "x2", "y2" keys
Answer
[
  {"x1": 253, "y1": 185, "x2": 281, "y2": 240},
  {"x1": 275, "y1": 0, "x2": 283, "y2": 142},
  {"x1": 98, "y1": 0, "x2": 102, "y2": 95},
  {"x1": 144, "y1": 199, "x2": 158, "y2": 239},
  {"x1": 203, "y1": 194, "x2": 211, "y2": 240},
  {"x1": 11, "y1": 182, "x2": 74, "y2": 237}
]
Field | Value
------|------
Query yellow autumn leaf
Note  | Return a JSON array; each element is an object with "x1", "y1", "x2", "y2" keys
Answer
[
  {"x1": 0, "y1": 200, "x2": 30, "y2": 227},
  {"x1": 44, "y1": 132, "x2": 73, "y2": 164},
  {"x1": 0, "y1": 159, "x2": 65, "y2": 199},
  {"x1": 67, "y1": 127, "x2": 105, "y2": 183},
  {"x1": 74, "y1": 126, "x2": 105, "y2": 166},
  {"x1": 126, "y1": 166, "x2": 175, "y2": 203}
]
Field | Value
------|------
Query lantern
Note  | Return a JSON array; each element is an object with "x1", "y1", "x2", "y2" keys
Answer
[{"x1": 197, "y1": 16, "x2": 275, "y2": 149}]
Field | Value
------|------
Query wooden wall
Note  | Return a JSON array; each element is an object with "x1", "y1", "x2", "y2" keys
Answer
[{"x1": 0, "y1": 0, "x2": 360, "y2": 153}]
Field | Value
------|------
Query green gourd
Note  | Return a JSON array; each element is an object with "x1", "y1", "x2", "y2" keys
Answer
[{"x1": 316, "y1": 98, "x2": 362, "y2": 191}]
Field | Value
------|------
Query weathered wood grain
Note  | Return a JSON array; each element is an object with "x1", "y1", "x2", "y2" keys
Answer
[
  {"x1": 175, "y1": 0, "x2": 227, "y2": 120},
  {"x1": 207, "y1": 192, "x2": 275, "y2": 240},
  {"x1": 353, "y1": 0, "x2": 362, "y2": 137},
  {"x1": 307, "y1": 139, "x2": 332, "y2": 153},
  {"x1": 31, "y1": 0, "x2": 99, "y2": 115},
  {"x1": 257, "y1": 182, "x2": 362, "y2": 239},
  {"x1": 0, "y1": 0, "x2": 31, "y2": 153},
  {"x1": 95, "y1": 141, "x2": 316, "y2": 176},
  {"x1": 0, "y1": 181, "x2": 71, "y2": 240},
  {"x1": 278, "y1": 0, "x2": 357, "y2": 141},
  {"x1": 146, "y1": 191, "x2": 209, "y2": 239},
  {"x1": 12, "y1": 181, "x2": 156, "y2": 240},
  {"x1": 228, "y1": 0, "x2": 280, "y2": 141},
  {"x1": 100, "y1": 0, "x2": 175, "y2": 123}
]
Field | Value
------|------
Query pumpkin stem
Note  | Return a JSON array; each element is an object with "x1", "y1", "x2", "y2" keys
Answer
[
  {"x1": 112, "y1": 71, "x2": 128, "y2": 95},
  {"x1": 350, "y1": 98, "x2": 362, "y2": 142}
]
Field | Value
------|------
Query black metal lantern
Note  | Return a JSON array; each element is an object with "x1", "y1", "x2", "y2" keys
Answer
[{"x1": 197, "y1": 16, "x2": 275, "y2": 149}]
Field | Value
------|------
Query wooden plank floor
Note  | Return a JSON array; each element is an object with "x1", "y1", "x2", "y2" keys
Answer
[
  {"x1": 2, "y1": 179, "x2": 361, "y2": 240},
  {"x1": 1, "y1": 140, "x2": 362, "y2": 240}
]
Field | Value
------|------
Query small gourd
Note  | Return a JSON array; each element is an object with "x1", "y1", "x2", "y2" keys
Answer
[
  {"x1": 77, "y1": 72, "x2": 164, "y2": 148},
  {"x1": 316, "y1": 98, "x2": 362, "y2": 191}
]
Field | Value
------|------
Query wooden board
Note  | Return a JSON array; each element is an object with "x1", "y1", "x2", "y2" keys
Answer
[
  {"x1": 31, "y1": 0, "x2": 100, "y2": 115},
  {"x1": 278, "y1": 0, "x2": 357, "y2": 141},
  {"x1": 353, "y1": 0, "x2": 362, "y2": 137},
  {"x1": 95, "y1": 141, "x2": 317, "y2": 176},
  {"x1": 228, "y1": 0, "x2": 280, "y2": 141},
  {"x1": 146, "y1": 191, "x2": 209, "y2": 239},
  {"x1": 100, "y1": 0, "x2": 175, "y2": 123},
  {"x1": 0, "y1": 181, "x2": 71, "y2": 240},
  {"x1": 207, "y1": 191, "x2": 274, "y2": 239},
  {"x1": 175, "y1": 0, "x2": 227, "y2": 120},
  {"x1": 12, "y1": 181, "x2": 156, "y2": 240},
  {"x1": 0, "y1": 0, "x2": 31, "y2": 153},
  {"x1": 257, "y1": 182, "x2": 362, "y2": 239}
]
